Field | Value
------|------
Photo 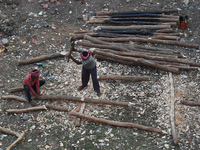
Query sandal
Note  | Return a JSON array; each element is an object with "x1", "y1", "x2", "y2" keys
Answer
[
  {"x1": 78, "y1": 85, "x2": 85, "y2": 91},
  {"x1": 96, "y1": 91, "x2": 102, "y2": 96}
]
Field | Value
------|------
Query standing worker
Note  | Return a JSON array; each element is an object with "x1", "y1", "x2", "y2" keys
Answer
[
  {"x1": 68, "y1": 47, "x2": 101, "y2": 96},
  {"x1": 24, "y1": 69, "x2": 45, "y2": 106}
]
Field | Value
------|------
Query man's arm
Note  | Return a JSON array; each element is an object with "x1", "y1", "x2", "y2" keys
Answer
[{"x1": 68, "y1": 55, "x2": 82, "y2": 65}]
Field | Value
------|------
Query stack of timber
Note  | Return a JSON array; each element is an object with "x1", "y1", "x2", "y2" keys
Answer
[
  {"x1": 81, "y1": 8, "x2": 181, "y2": 41},
  {"x1": 70, "y1": 9, "x2": 200, "y2": 74}
]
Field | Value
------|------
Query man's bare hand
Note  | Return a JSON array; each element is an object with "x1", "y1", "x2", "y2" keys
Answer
[{"x1": 34, "y1": 94, "x2": 40, "y2": 100}]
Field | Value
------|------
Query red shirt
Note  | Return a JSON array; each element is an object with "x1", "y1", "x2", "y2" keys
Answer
[{"x1": 24, "y1": 74, "x2": 40, "y2": 95}]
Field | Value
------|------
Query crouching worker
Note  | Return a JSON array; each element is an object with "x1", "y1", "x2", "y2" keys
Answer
[
  {"x1": 24, "y1": 69, "x2": 45, "y2": 106},
  {"x1": 68, "y1": 47, "x2": 101, "y2": 96}
]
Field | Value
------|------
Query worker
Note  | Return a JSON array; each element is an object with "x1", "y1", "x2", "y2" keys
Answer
[
  {"x1": 68, "y1": 47, "x2": 101, "y2": 96},
  {"x1": 24, "y1": 69, "x2": 45, "y2": 106}
]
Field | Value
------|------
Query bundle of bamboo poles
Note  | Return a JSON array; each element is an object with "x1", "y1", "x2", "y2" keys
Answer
[{"x1": 72, "y1": 35, "x2": 200, "y2": 73}]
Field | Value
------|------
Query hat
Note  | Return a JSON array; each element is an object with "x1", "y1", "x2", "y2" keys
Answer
[
  {"x1": 31, "y1": 69, "x2": 40, "y2": 76},
  {"x1": 81, "y1": 51, "x2": 92, "y2": 60}
]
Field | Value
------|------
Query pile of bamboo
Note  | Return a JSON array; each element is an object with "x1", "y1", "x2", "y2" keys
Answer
[{"x1": 70, "y1": 9, "x2": 200, "y2": 74}]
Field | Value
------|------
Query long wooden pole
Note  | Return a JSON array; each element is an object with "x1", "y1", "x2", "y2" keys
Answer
[
  {"x1": 69, "y1": 111, "x2": 165, "y2": 134},
  {"x1": 98, "y1": 75, "x2": 150, "y2": 81},
  {"x1": 95, "y1": 9, "x2": 180, "y2": 16},
  {"x1": 93, "y1": 14, "x2": 179, "y2": 19},
  {"x1": 2, "y1": 95, "x2": 27, "y2": 102},
  {"x1": 0, "y1": 126, "x2": 25, "y2": 150},
  {"x1": 2, "y1": 95, "x2": 132, "y2": 106},
  {"x1": 36, "y1": 95, "x2": 131, "y2": 106},
  {"x1": 7, "y1": 105, "x2": 47, "y2": 114},
  {"x1": 18, "y1": 53, "x2": 66, "y2": 65},
  {"x1": 9, "y1": 87, "x2": 25, "y2": 93},
  {"x1": 94, "y1": 25, "x2": 171, "y2": 30},
  {"x1": 169, "y1": 73, "x2": 179, "y2": 144},
  {"x1": 180, "y1": 100, "x2": 200, "y2": 106},
  {"x1": 97, "y1": 37, "x2": 199, "y2": 49}
]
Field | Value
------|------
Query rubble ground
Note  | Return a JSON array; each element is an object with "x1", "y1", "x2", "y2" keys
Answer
[{"x1": 0, "y1": 0, "x2": 200, "y2": 150}]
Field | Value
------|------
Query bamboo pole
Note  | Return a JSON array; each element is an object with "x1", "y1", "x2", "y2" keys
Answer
[
  {"x1": 169, "y1": 73, "x2": 179, "y2": 144},
  {"x1": 18, "y1": 53, "x2": 66, "y2": 65},
  {"x1": 7, "y1": 105, "x2": 47, "y2": 114},
  {"x1": 69, "y1": 111, "x2": 166, "y2": 134},
  {"x1": 94, "y1": 25, "x2": 171, "y2": 30},
  {"x1": 98, "y1": 75, "x2": 150, "y2": 81},
  {"x1": 97, "y1": 37, "x2": 199, "y2": 49},
  {"x1": 0, "y1": 126, "x2": 25, "y2": 150},
  {"x1": 180, "y1": 100, "x2": 200, "y2": 106}
]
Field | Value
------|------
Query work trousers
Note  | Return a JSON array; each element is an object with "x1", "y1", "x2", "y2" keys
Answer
[
  {"x1": 24, "y1": 80, "x2": 45, "y2": 102},
  {"x1": 82, "y1": 66, "x2": 100, "y2": 92}
]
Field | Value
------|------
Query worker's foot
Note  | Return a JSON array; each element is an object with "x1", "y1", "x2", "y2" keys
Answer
[
  {"x1": 29, "y1": 101, "x2": 36, "y2": 107},
  {"x1": 95, "y1": 90, "x2": 102, "y2": 96},
  {"x1": 78, "y1": 85, "x2": 86, "y2": 91}
]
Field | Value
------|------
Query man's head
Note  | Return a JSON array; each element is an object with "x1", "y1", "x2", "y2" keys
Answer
[
  {"x1": 81, "y1": 51, "x2": 92, "y2": 60},
  {"x1": 31, "y1": 69, "x2": 40, "y2": 79}
]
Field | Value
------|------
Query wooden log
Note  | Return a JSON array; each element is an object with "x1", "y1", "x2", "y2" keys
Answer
[
  {"x1": 95, "y1": 54, "x2": 136, "y2": 66},
  {"x1": 45, "y1": 104, "x2": 69, "y2": 112},
  {"x1": 106, "y1": 20, "x2": 177, "y2": 27},
  {"x1": 93, "y1": 50, "x2": 179, "y2": 74},
  {"x1": 155, "y1": 29, "x2": 173, "y2": 33},
  {"x1": 69, "y1": 111, "x2": 165, "y2": 134},
  {"x1": 97, "y1": 37, "x2": 200, "y2": 49},
  {"x1": 95, "y1": 9, "x2": 180, "y2": 16},
  {"x1": 84, "y1": 35, "x2": 110, "y2": 45},
  {"x1": 2, "y1": 95, "x2": 27, "y2": 102},
  {"x1": 98, "y1": 75, "x2": 150, "y2": 81},
  {"x1": 180, "y1": 100, "x2": 200, "y2": 106},
  {"x1": 89, "y1": 19, "x2": 177, "y2": 26},
  {"x1": 35, "y1": 95, "x2": 132, "y2": 106},
  {"x1": 18, "y1": 53, "x2": 66, "y2": 65},
  {"x1": 73, "y1": 30, "x2": 93, "y2": 34},
  {"x1": 93, "y1": 48, "x2": 179, "y2": 63},
  {"x1": 169, "y1": 73, "x2": 179, "y2": 144},
  {"x1": 109, "y1": 17, "x2": 179, "y2": 22},
  {"x1": 152, "y1": 35, "x2": 181, "y2": 40},
  {"x1": 7, "y1": 133, "x2": 25, "y2": 150},
  {"x1": 77, "y1": 41, "x2": 131, "y2": 52},
  {"x1": 7, "y1": 105, "x2": 47, "y2": 114},
  {"x1": 9, "y1": 87, "x2": 25, "y2": 93},
  {"x1": 93, "y1": 14, "x2": 179, "y2": 19},
  {"x1": 75, "y1": 103, "x2": 86, "y2": 126},
  {"x1": 0, "y1": 126, "x2": 25, "y2": 150},
  {"x1": 94, "y1": 25, "x2": 171, "y2": 30}
]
